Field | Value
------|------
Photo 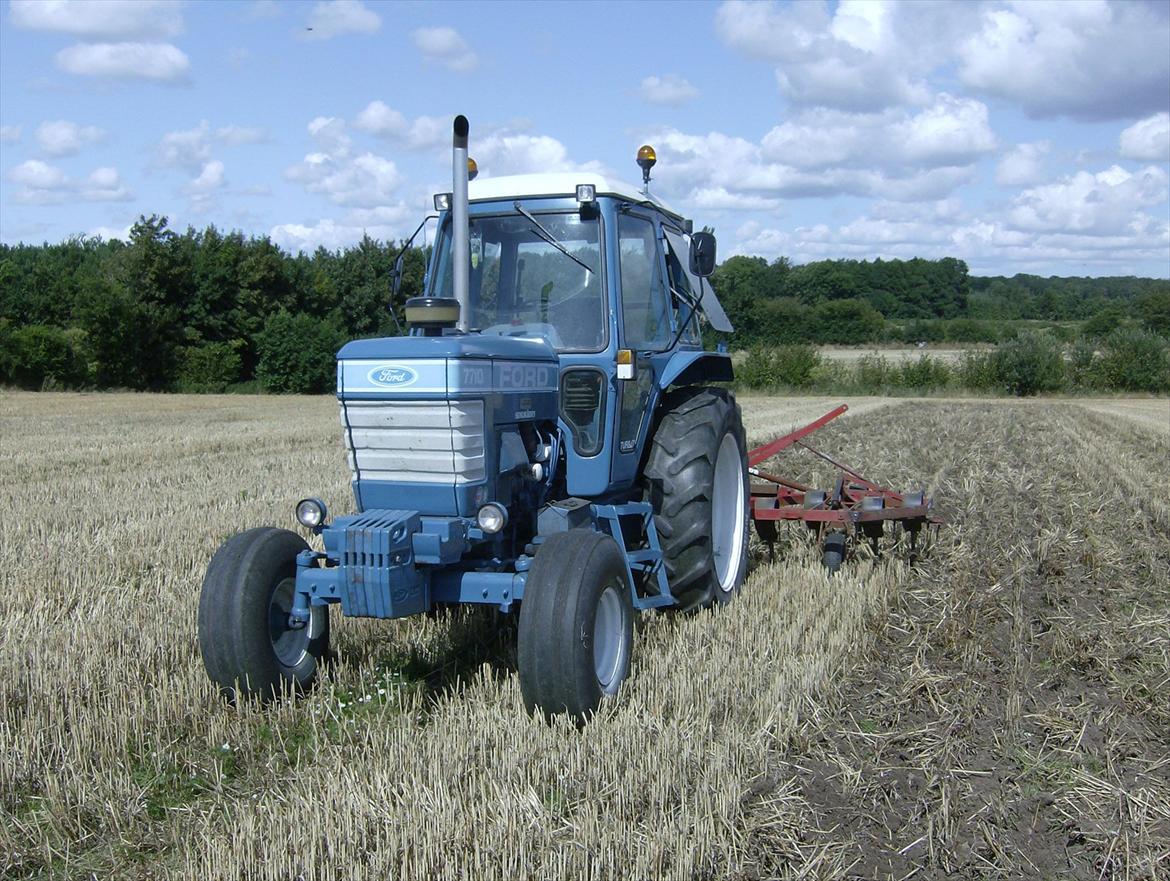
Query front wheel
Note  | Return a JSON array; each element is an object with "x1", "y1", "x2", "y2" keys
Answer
[
  {"x1": 197, "y1": 527, "x2": 330, "y2": 701},
  {"x1": 517, "y1": 530, "x2": 634, "y2": 725}
]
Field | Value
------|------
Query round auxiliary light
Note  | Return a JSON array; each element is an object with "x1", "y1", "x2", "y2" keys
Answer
[
  {"x1": 296, "y1": 497, "x2": 328, "y2": 529},
  {"x1": 467, "y1": 157, "x2": 478, "y2": 181},
  {"x1": 476, "y1": 503, "x2": 508, "y2": 535},
  {"x1": 636, "y1": 144, "x2": 657, "y2": 168}
]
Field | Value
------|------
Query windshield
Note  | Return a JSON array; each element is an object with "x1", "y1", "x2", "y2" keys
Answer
[{"x1": 432, "y1": 211, "x2": 605, "y2": 352}]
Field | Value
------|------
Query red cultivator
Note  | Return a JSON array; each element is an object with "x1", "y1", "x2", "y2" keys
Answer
[{"x1": 748, "y1": 405, "x2": 942, "y2": 571}]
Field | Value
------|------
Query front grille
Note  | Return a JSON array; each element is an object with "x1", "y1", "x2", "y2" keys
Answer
[{"x1": 341, "y1": 399, "x2": 485, "y2": 485}]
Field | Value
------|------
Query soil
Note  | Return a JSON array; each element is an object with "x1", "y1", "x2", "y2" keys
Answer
[{"x1": 745, "y1": 402, "x2": 1170, "y2": 880}]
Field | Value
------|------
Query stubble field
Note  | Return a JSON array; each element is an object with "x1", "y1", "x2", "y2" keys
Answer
[{"x1": 1, "y1": 390, "x2": 1167, "y2": 880}]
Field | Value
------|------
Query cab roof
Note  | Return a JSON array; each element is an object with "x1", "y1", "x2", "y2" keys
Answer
[{"x1": 467, "y1": 172, "x2": 684, "y2": 222}]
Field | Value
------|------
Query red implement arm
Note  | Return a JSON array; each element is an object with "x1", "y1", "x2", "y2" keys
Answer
[{"x1": 747, "y1": 404, "x2": 848, "y2": 467}]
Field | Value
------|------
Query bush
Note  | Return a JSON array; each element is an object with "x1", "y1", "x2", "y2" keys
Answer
[
  {"x1": 853, "y1": 355, "x2": 891, "y2": 391},
  {"x1": 177, "y1": 342, "x2": 243, "y2": 393},
  {"x1": 957, "y1": 351, "x2": 997, "y2": 391},
  {"x1": 256, "y1": 312, "x2": 344, "y2": 394},
  {"x1": 1066, "y1": 338, "x2": 1100, "y2": 389},
  {"x1": 1081, "y1": 307, "x2": 1124, "y2": 340},
  {"x1": 1, "y1": 323, "x2": 88, "y2": 389},
  {"x1": 895, "y1": 355, "x2": 952, "y2": 391},
  {"x1": 736, "y1": 345, "x2": 820, "y2": 389},
  {"x1": 944, "y1": 318, "x2": 999, "y2": 343},
  {"x1": 991, "y1": 331, "x2": 1065, "y2": 396},
  {"x1": 1096, "y1": 327, "x2": 1170, "y2": 392},
  {"x1": 898, "y1": 319, "x2": 945, "y2": 344}
]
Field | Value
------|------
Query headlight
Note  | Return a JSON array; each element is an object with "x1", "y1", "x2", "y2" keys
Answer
[
  {"x1": 476, "y1": 503, "x2": 508, "y2": 534},
  {"x1": 295, "y1": 497, "x2": 328, "y2": 529}
]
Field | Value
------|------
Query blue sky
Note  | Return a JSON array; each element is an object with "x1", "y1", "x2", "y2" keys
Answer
[{"x1": 1, "y1": 0, "x2": 1168, "y2": 277}]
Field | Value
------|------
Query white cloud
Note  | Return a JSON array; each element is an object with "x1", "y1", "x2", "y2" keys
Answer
[
  {"x1": 270, "y1": 204, "x2": 413, "y2": 253},
  {"x1": 154, "y1": 121, "x2": 261, "y2": 173},
  {"x1": 215, "y1": 125, "x2": 267, "y2": 146},
  {"x1": 1009, "y1": 165, "x2": 1169, "y2": 235},
  {"x1": 472, "y1": 131, "x2": 605, "y2": 178},
  {"x1": 307, "y1": 116, "x2": 352, "y2": 156},
  {"x1": 354, "y1": 101, "x2": 445, "y2": 149},
  {"x1": 10, "y1": 0, "x2": 182, "y2": 39},
  {"x1": 714, "y1": 0, "x2": 976, "y2": 111},
  {"x1": 8, "y1": 159, "x2": 133, "y2": 204},
  {"x1": 56, "y1": 42, "x2": 190, "y2": 81},
  {"x1": 996, "y1": 141, "x2": 1051, "y2": 187},
  {"x1": 87, "y1": 223, "x2": 133, "y2": 241},
  {"x1": 35, "y1": 120, "x2": 105, "y2": 157},
  {"x1": 411, "y1": 27, "x2": 478, "y2": 73},
  {"x1": 729, "y1": 197, "x2": 1170, "y2": 277},
  {"x1": 0, "y1": 125, "x2": 22, "y2": 143},
  {"x1": 286, "y1": 117, "x2": 401, "y2": 208},
  {"x1": 184, "y1": 160, "x2": 227, "y2": 213},
  {"x1": 1120, "y1": 113, "x2": 1170, "y2": 163},
  {"x1": 638, "y1": 75, "x2": 700, "y2": 106},
  {"x1": 304, "y1": 0, "x2": 380, "y2": 39},
  {"x1": 759, "y1": 96, "x2": 996, "y2": 171},
  {"x1": 9, "y1": 159, "x2": 68, "y2": 190},
  {"x1": 188, "y1": 160, "x2": 226, "y2": 192},
  {"x1": 156, "y1": 121, "x2": 212, "y2": 170},
  {"x1": 958, "y1": 1, "x2": 1170, "y2": 120}
]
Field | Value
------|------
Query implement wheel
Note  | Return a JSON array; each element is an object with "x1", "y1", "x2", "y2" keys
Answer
[
  {"x1": 198, "y1": 527, "x2": 330, "y2": 701},
  {"x1": 644, "y1": 387, "x2": 749, "y2": 611},
  {"x1": 518, "y1": 530, "x2": 633, "y2": 725}
]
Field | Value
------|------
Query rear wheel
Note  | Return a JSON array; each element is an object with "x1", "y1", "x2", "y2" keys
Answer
[
  {"x1": 518, "y1": 530, "x2": 633, "y2": 724},
  {"x1": 198, "y1": 527, "x2": 329, "y2": 701},
  {"x1": 644, "y1": 387, "x2": 749, "y2": 610}
]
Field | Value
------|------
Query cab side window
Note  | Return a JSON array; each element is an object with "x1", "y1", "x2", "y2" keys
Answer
[
  {"x1": 663, "y1": 234, "x2": 701, "y2": 344},
  {"x1": 618, "y1": 214, "x2": 671, "y2": 351}
]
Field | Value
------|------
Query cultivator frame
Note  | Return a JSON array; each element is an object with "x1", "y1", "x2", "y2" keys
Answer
[{"x1": 748, "y1": 405, "x2": 942, "y2": 570}]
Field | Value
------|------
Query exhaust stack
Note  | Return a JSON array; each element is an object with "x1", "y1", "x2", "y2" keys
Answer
[{"x1": 452, "y1": 115, "x2": 470, "y2": 332}]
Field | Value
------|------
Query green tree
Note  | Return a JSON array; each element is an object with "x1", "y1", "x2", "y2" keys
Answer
[{"x1": 256, "y1": 311, "x2": 345, "y2": 394}]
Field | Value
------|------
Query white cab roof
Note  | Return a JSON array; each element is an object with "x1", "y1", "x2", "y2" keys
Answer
[{"x1": 467, "y1": 172, "x2": 683, "y2": 220}]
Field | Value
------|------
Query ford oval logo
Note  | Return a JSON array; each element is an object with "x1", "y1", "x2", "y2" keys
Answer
[{"x1": 367, "y1": 365, "x2": 418, "y2": 388}]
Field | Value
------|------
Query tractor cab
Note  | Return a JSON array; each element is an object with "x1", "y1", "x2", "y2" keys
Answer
[{"x1": 417, "y1": 169, "x2": 735, "y2": 498}]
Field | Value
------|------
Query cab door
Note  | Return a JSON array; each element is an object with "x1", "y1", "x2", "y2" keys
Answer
[{"x1": 610, "y1": 210, "x2": 674, "y2": 488}]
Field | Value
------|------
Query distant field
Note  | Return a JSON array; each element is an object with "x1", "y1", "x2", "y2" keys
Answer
[
  {"x1": 817, "y1": 346, "x2": 988, "y2": 364},
  {"x1": 2, "y1": 391, "x2": 1167, "y2": 879}
]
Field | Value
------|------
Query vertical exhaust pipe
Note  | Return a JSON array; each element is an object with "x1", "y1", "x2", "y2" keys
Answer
[{"x1": 452, "y1": 115, "x2": 470, "y2": 332}]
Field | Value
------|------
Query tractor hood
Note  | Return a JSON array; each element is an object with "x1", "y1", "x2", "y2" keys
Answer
[{"x1": 337, "y1": 333, "x2": 559, "y2": 398}]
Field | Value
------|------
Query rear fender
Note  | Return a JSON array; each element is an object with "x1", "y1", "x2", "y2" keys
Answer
[{"x1": 658, "y1": 351, "x2": 733, "y2": 389}]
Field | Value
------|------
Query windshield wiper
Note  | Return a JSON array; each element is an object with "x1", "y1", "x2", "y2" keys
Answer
[{"x1": 513, "y1": 202, "x2": 596, "y2": 276}]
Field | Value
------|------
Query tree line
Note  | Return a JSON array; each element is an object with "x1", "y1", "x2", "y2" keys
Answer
[
  {"x1": 711, "y1": 255, "x2": 1170, "y2": 346},
  {"x1": 1, "y1": 216, "x2": 1168, "y2": 393}
]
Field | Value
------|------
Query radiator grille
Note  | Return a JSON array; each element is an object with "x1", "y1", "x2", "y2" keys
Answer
[{"x1": 341, "y1": 399, "x2": 485, "y2": 485}]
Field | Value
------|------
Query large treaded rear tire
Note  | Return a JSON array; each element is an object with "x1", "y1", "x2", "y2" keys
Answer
[
  {"x1": 198, "y1": 527, "x2": 329, "y2": 701},
  {"x1": 518, "y1": 530, "x2": 633, "y2": 725},
  {"x1": 643, "y1": 386, "x2": 749, "y2": 611}
]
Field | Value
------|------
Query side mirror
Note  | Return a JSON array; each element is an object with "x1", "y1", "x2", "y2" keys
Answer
[
  {"x1": 389, "y1": 252, "x2": 405, "y2": 296},
  {"x1": 690, "y1": 232, "x2": 716, "y2": 278}
]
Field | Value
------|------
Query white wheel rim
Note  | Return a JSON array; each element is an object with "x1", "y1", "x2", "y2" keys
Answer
[
  {"x1": 712, "y1": 433, "x2": 747, "y2": 592},
  {"x1": 593, "y1": 584, "x2": 628, "y2": 694},
  {"x1": 268, "y1": 577, "x2": 319, "y2": 668}
]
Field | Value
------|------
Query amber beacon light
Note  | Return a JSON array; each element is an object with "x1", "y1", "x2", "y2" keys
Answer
[{"x1": 636, "y1": 144, "x2": 656, "y2": 188}]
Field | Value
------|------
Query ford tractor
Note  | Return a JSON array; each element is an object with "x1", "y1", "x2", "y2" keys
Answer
[{"x1": 198, "y1": 116, "x2": 747, "y2": 723}]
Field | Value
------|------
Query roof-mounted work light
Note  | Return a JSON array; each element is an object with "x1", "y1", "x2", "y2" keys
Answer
[
  {"x1": 433, "y1": 192, "x2": 452, "y2": 211},
  {"x1": 576, "y1": 183, "x2": 596, "y2": 204}
]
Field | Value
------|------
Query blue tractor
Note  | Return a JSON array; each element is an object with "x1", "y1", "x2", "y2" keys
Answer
[{"x1": 198, "y1": 117, "x2": 747, "y2": 723}]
